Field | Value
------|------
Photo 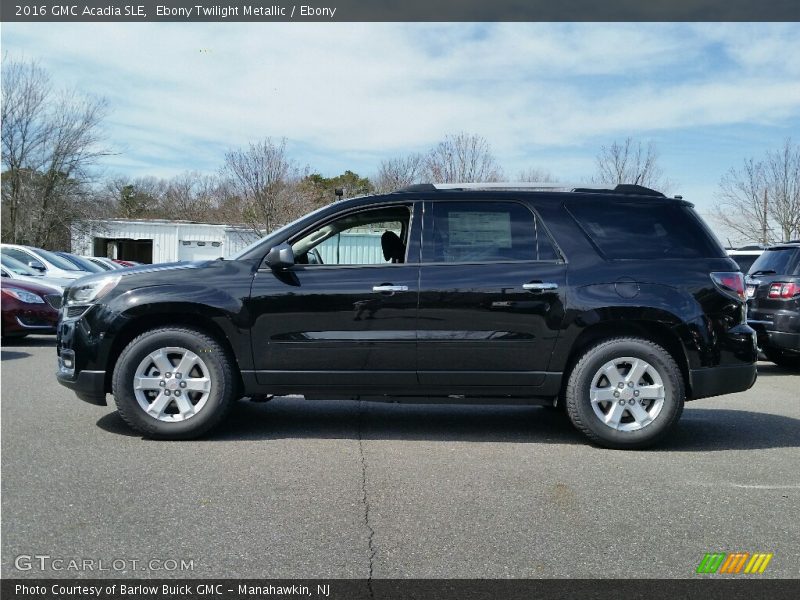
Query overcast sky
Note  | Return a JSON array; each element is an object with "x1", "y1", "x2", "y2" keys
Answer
[{"x1": 3, "y1": 22, "x2": 800, "y2": 228}]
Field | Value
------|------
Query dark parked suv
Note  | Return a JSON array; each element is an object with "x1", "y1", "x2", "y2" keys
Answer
[
  {"x1": 746, "y1": 242, "x2": 800, "y2": 368},
  {"x1": 56, "y1": 183, "x2": 757, "y2": 448}
]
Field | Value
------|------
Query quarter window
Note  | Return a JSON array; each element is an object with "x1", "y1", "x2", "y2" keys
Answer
[
  {"x1": 567, "y1": 202, "x2": 724, "y2": 260},
  {"x1": 426, "y1": 201, "x2": 558, "y2": 263}
]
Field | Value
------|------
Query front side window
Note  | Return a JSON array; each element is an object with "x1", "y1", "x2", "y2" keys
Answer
[
  {"x1": 1, "y1": 248, "x2": 44, "y2": 270},
  {"x1": 426, "y1": 201, "x2": 557, "y2": 263},
  {"x1": 291, "y1": 205, "x2": 412, "y2": 266}
]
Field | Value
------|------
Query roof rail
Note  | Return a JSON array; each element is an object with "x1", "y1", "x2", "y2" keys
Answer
[{"x1": 398, "y1": 182, "x2": 665, "y2": 197}]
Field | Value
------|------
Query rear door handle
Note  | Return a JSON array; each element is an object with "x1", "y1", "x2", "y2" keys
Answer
[
  {"x1": 523, "y1": 282, "x2": 558, "y2": 291},
  {"x1": 373, "y1": 285, "x2": 408, "y2": 293}
]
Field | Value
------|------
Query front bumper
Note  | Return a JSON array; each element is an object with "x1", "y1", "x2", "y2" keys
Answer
[
  {"x1": 2, "y1": 306, "x2": 58, "y2": 335},
  {"x1": 56, "y1": 311, "x2": 110, "y2": 405},
  {"x1": 689, "y1": 363, "x2": 757, "y2": 400},
  {"x1": 56, "y1": 364, "x2": 107, "y2": 405}
]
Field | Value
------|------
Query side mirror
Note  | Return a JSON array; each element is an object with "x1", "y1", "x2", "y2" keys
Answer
[
  {"x1": 265, "y1": 243, "x2": 295, "y2": 270},
  {"x1": 28, "y1": 261, "x2": 45, "y2": 273}
]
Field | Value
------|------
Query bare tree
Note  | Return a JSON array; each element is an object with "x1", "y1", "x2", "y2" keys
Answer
[
  {"x1": 1, "y1": 54, "x2": 110, "y2": 248},
  {"x1": 713, "y1": 139, "x2": 800, "y2": 245},
  {"x1": 518, "y1": 167, "x2": 556, "y2": 183},
  {"x1": 764, "y1": 139, "x2": 800, "y2": 242},
  {"x1": 373, "y1": 153, "x2": 426, "y2": 192},
  {"x1": 424, "y1": 132, "x2": 502, "y2": 183},
  {"x1": 594, "y1": 137, "x2": 671, "y2": 192},
  {"x1": 162, "y1": 171, "x2": 219, "y2": 221},
  {"x1": 220, "y1": 138, "x2": 309, "y2": 233},
  {"x1": 713, "y1": 159, "x2": 770, "y2": 245}
]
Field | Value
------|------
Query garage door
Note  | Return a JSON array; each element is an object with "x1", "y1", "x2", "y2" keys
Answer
[{"x1": 178, "y1": 240, "x2": 224, "y2": 262}]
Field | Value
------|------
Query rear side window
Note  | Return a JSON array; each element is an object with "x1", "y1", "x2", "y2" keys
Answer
[
  {"x1": 426, "y1": 201, "x2": 558, "y2": 263},
  {"x1": 749, "y1": 248, "x2": 800, "y2": 275},
  {"x1": 567, "y1": 202, "x2": 724, "y2": 260}
]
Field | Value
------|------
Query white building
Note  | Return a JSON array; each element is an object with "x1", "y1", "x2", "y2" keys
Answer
[{"x1": 71, "y1": 219, "x2": 261, "y2": 264}]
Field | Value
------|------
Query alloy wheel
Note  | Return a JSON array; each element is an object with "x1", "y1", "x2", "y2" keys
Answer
[
  {"x1": 589, "y1": 356, "x2": 665, "y2": 432},
  {"x1": 133, "y1": 347, "x2": 212, "y2": 422}
]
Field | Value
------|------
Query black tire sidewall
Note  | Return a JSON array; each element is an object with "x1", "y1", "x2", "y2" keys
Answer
[
  {"x1": 112, "y1": 329, "x2": 233, "y2": 439},
  {"x1": 567, "y1": 339, "x2": 684, "y2": 449}
]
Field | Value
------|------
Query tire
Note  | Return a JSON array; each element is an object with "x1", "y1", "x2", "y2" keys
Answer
[
  {"x1": 112, "y1": 327, "x2": 236, "y2": 439},
  {"x1": 564, "y1": 337, "x2": 684, "y2": 449},
  {"x1": 764, "y1": 349, "x2": 800, "y2": 369}
]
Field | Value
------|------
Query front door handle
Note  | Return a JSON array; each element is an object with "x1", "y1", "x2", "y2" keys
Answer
[
  {"x1": 522, "y1": 282, "x2": 558, "y2": 292},
  {"x1": 373, "y1": 285, "x2": 409, "y2": 293}
]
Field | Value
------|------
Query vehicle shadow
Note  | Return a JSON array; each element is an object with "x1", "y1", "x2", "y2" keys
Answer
[
  {"x1": 756, "y1": 362, "x2": 800, "y2": 378},
  {"x1": 1, "y1": 335, "x2": 56, "y2": 348},
  {"x1": 97, "y1": 398, "x2": 800, "y2": 451},
  {"x1": 1, "y1": 349, "x2": 31, "y2": 361}
]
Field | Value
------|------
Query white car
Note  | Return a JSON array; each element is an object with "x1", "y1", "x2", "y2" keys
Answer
[
  {"x1": 0, "y1": 244, "x2": 92, "y2": 282},
  {"x1": 0, "y1": 255, "x2": 71, "y2": 289},
  {"x1": 82, "y1": 256, "x2": 124, "y2": 271}
]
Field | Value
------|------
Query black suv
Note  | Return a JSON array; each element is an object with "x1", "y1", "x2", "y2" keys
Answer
[
  {"x1": 56, "y1": 183, "x2": 757, "y2": 448},
  {"x1": 746, "y1": 242, "x2": 800, "y2": 368}
]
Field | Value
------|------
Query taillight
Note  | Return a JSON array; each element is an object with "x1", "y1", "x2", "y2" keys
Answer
[
  {"x1": 768, "y1": 282, "x2": 800, "y2": 299},
  {"x1": 711, "y1": 272, "x2": 745, "y2": 301}
]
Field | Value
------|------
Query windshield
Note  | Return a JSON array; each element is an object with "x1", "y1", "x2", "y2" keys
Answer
[
  {"x1": 0, "y1": 254, "x2": 40, "y2": 276},
  {"x1": 33, "y1": 248, "x2": 87, "y2": 271},
  {"x1": 748, "y1": 247, "x2": 800, "y2": 275}
]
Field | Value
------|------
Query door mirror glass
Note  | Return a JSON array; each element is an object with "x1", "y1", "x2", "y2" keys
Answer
[
  {"x1": 265, "y1": 243, "x2": 295, "y2": 270},
  {"x1": 27, "y1": 260, "x2": 46, "y2": 272}
]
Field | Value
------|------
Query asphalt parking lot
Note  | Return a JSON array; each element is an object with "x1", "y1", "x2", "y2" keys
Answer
[{"x1": 1, "y1": 336, "x2": 798, "y2": 579}]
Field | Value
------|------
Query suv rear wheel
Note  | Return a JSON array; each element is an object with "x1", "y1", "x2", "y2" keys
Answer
[
  {"x1": 112, "y1": 327, "x2": 236, "y2": 439},
  {"x1": 565, "y1": 337, "x2": 684, "y2": 449}
]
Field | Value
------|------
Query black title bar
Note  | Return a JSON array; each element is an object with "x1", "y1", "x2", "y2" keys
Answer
[
  {"x1": 2, "y1": 0, "x2": 799, "y2": 22},
  {"x1": 3, "y1": 579, "x2": 800, "y2": 600}
]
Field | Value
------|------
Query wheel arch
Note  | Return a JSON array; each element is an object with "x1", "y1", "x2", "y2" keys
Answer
[
  {"x1": 103, "y1": 306, "x2": 244, "y2": 395},
  {"x1": 561, "y1": 319, "x2": 691, "y2": 400}
]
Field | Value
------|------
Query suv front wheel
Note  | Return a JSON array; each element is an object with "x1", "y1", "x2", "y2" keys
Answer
[
  {"x1": 112, "y1": 327, "x2": 236, "y2": 439},
  {"x1": 565, "y1": 337, "x2": 684, "y2": 449}
]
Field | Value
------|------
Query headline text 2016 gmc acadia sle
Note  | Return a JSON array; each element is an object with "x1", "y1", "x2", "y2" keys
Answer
[{"x1": 56, "y1": 184, "x2": 757, "y2": 448}]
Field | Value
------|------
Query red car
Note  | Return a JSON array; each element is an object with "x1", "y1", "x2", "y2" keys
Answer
[
  {"x1": 111, "y1": 259, "x2": 141, "y2": 267},
  {"x1": 1, "y1": 279, "x2": 62, "y2": 339}
]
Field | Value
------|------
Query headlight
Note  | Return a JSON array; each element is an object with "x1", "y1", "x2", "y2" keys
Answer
[
  {"x1": 3, "y1": 289, "x2": 45, "y2": 304},
  {"x1": 66, "y1": 275, "x2": 121, "y2": 306}
]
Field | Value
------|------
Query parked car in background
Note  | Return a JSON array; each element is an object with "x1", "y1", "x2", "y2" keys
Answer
[
  {"x1": 56, "y1": 182, "x2": 757, "y2": 449},
  {"x1": 0, "y1": 244, "x2": 93, "y2": 282},
  {"x1": 54, "y1": 251, "x2": 106, "y2": 274},
  {"x1": 1, "y1": 254, "x2": 72, "y2": 289},
  {"x1": 82, "y1": 256, "x2": 124, "y2": 271},
  {"x1": 111, "y1": 259, "x2": 142, "y2": 267},
  {"x1": 727, "y1": 246, "x2": 765, "y2": 274},
  {"x1": 1, "y1": 279, "x2": 62, "y2": 339},
  {"x1": 746, "y1": 241, "x2": 800, "y2": 368}
]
